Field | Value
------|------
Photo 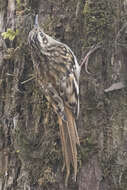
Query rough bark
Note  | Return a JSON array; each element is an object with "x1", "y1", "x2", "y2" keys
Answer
[{"x1": 0, "y1": 0, "x2": 127, "y2": 190}]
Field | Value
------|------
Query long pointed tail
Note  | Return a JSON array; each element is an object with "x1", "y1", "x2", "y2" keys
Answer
[{"x1": 58, "y1": 106, "x2": 80, "y2": 186}]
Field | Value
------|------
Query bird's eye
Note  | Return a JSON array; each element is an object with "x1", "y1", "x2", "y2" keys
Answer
[
  {"x1": 40, "y1": 32, "x2": 43, "y2": 37},
  {"x1": 43, "y1": 37, "x2": 48, "y2": 44}
]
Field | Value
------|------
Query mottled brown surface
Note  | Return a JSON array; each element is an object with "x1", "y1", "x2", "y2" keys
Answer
[{"x1": 0, "y1": 0, "x2": 127, "y2": 190}]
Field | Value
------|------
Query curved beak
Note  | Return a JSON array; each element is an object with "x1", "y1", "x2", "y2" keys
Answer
[{"x1": 34, "y1": 14, "x2": 39, "y2": 29}]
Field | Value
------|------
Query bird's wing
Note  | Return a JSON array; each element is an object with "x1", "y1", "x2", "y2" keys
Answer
[
  {"x1": 47, "y1": 43, "x2": 80, "y2": 117},
  {"x1": 43, "y1": 43, "x2": 80, "y2": 117},
  {"x1": 60, "y1": 71, "x2": 80, "y2": 118}
]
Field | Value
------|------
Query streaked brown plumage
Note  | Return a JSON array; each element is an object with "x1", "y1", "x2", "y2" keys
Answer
[{"x1": 28, "y1": 15, "x2": 80, "y2": 185}]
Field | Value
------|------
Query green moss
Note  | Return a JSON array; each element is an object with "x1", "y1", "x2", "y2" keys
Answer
[
  {"x1": 2, "y1": 29, "x2": 19, "y2": 41},
  {"x1": 14, "y1": 90, "x2": 61, "y2": 187},
  {"x1": 79, "y1": 136, "x2": 98, "y2": 162},
  {"x1": 83, "y1": 0, "x2": 115, "y2": 46},
  {"x1": 38, "y1": 167, "x2": 56, "y2": 187}
]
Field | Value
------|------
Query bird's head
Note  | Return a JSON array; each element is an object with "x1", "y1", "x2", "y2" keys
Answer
[{"x1": 28, "y1": 14, "x2": 60, "y2": 55}]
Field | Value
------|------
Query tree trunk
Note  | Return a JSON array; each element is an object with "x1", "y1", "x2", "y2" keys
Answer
[{"x1": 0, "y1": 0, "x2": 127, "y2": 190}]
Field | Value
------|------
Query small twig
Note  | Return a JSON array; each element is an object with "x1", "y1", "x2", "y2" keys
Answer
[
  {"x1": 117, "y1": 43, "x2": 127, "y2": 48},
  {"x1": 115, "y1": 22, "x2": 127, "y2": 44},
  {"x1": 104, "y1": 82, "x2": 125, "y2": 92},
  {"x1": 21, "y1": 76, "x2": 35, "y2": 84},
  {"x1": 15, "y1": 86, "x2": 24, "y2": 94},
  {"x1": 6, "y1": 73, "x2": 16, "y2": 76},
  {"x1": 76, "y1": 0, "x2": 81, "y2": 17},
  {"x1": 80, "y1": 43, "x2": 101, "y2": 74}
]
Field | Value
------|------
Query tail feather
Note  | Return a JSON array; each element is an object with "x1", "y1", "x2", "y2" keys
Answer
[
  {"x1": 58, "y1": 106, "x2": 80, "y2": 185},
  {"x1": 65, "y1": 107, "x2": 79, "y2": 181},
  {"x1": 58, "y1": 116, "x2": 70, "y2": 186},
  {"x1": 74, "y1": 120, "x2": 80, "y2": 145}
]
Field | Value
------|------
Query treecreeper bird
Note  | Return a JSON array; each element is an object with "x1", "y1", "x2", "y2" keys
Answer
[{"x1": 28, "y1": 15, "x2": 80, "y2": 185}]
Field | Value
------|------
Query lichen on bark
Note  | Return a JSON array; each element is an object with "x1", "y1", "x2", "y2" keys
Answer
[
  {"x1": 0, "y1": 0, "x2": 127, "y2": 190},
  {"x1": 83, "y1": 0, "x2": 115, "y2": 46}
]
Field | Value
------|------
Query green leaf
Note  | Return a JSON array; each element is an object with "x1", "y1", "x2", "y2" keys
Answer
[
  {"x1": 16, "y1": 0, "x2": 21, "y2": 5},
  {"x1": 1, "y1": 28, "x2": 19, "y2": 41}
]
